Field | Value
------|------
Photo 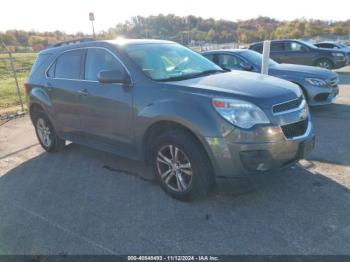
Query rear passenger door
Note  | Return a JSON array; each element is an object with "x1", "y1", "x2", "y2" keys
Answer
[
  {"x1": 79, "y1": 48, "x2": 134, "y2": 154},
  {"x1": 46, "y1": 49, "x2": 84, "y2": 136},
  {"x1": 270, "y1": 42, "x2": 288, "y2": 63},
  {"x1": 283, "y1": 41, "x2": 312, "y2": 65}
]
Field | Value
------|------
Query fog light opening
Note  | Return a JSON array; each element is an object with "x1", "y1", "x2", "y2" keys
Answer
[{"x1": 240, "y1": 150, "x2": 274, "y2": 172}]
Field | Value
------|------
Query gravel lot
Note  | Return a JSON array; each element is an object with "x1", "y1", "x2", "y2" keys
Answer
[{"x1": 0, "y1": 83, "x2": 349, "y2": 255}]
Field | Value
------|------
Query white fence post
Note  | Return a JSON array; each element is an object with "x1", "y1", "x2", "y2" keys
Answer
[{"x1": 261, "y1": 40, "x2": 271, "y2": 75}]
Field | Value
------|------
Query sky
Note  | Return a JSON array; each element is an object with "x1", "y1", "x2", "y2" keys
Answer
[{"x1": 0, "y1": 0, "x2": 349, "y2": 34}]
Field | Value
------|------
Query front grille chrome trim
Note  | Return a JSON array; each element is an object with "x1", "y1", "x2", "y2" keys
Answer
[{"x1": 272, "y1": 98, "x2": 306, "y2": 116}]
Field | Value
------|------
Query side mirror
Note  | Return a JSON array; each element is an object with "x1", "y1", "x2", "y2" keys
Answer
[
  {"x1": 240, "y1": 63, "x2": 253, "y2": 71},
  {"x1": 97, "y1": 70, "x2": 130, "y2": 84}
]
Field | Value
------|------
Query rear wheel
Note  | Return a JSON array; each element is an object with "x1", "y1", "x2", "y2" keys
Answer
[
  {"x1": 315, "y1": 58, "x2": 334, "y2": 69},
  {"x1": 151, "y1": 130, "x2": 214, "y2": 200},
  {"x1": 34, "y1": 111, "x2": 65, "y2": 152}
]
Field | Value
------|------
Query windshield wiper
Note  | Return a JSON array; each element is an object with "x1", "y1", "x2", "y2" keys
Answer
[
  {"x1": 157, "y1": 69, "x2": 225, "y2": 82},
  {"x1": 189, "y1": 69, "x2": 226, "y2": 78},
  {"x1": 157, "y1": 75, "x2": 196, "y2": 82}
]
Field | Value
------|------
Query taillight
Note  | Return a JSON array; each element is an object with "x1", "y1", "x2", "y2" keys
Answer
[{"x1": 24, "y1": 82, "x2": 30, "y2": 90}]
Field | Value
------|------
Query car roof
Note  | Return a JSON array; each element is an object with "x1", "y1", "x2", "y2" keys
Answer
[
  {"x1": 202, "y1": 49, "x2": 248, "y2": 54},
  {"x1": 39, "y1": 38, "x2": 175, "y2": 55},
  {"x1": 249, "y1": 39, "x2": 302, "y2": 46},
  {"x1": 316, "y1": 41, "x2": 339, "y2": 45}
]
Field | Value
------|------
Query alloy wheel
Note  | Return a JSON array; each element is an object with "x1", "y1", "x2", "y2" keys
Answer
[
  {"x1": 156, "y1": 144, "x2": 193, "y2": 192},
  {"x1": 318, "y1": 61, "x2": 331, "y2": 69},
  {"x1": 36, "y1": 117, "x2": 52, "y2": 148}
]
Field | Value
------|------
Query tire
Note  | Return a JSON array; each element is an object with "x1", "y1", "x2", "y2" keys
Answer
[
  {"x1": 314, "y1": 58, "x2": 334, "y2": 69},
  {"x1": 34, "y1": 111, "x2": 65, "y2": 152},
  {"x1": 150, "y1": 130, "x2": 214, "y2": 200}
]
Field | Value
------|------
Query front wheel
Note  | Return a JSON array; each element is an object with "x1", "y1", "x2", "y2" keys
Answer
[
  {"x1": 315, "y1": 58, "x2": 334, "y2": 69},
  {"x1": 34, "y1": 111, "x2": 65, "y2": 152},
  {"x1": 151, "y1": 130, "x2": 214, "y2": 200}
]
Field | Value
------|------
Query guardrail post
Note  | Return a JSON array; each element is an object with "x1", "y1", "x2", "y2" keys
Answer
[{"x1": 1, "y1": 40, "x2": 24, "y2": 112}]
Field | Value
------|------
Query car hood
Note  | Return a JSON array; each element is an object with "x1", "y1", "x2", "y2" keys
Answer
[
  {"x1": 315, "y1": 47, "x2": 347, "y2": 54},
  {"x1": 270, "y1": 63, "x2": 337, "y2": 79},
  {"x1": 170, "y1": 71, "x2": 302, "y2": 109}
]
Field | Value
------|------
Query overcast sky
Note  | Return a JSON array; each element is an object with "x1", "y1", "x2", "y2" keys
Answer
[{"x1": 1, "y1": 0, "x2": 349, "y2": 34}]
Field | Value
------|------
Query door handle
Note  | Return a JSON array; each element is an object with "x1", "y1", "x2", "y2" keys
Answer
[{"x1": 78, "y1": 89, "x2": 89, "y2": 96}]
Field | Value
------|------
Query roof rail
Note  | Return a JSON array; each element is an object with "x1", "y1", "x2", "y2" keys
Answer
[{"x1": 49, "y1": 38, "x2": 95, "y2": 48}]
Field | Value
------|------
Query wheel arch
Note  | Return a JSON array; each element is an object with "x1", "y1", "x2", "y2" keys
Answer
[
  {"x1": 313, "y1": 57, "x2": 334, "y2": 69},
  {"x1": 142, "y1": 120, "x2": 214, "y2": 170},
  {"x1": 291, "y1": 81, "x2": 308, "y2": 100}
]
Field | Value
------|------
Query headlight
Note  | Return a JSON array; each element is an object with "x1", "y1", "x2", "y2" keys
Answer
[
  {"x1": 305, "y1": 78, "x2": 328, "y2": 87},
  {"x1": 212, "y1": 98, "x2": 270, "y2": 129},
  {"x1": 332, "y1": 52, "x2": 344, "y2": 57}
]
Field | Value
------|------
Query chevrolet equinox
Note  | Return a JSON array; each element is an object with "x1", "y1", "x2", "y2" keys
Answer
[{"x1": 26, "y1": 39, "x2": 315, "y2": 200}]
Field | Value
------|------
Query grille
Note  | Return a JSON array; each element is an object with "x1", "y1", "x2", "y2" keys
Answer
[
  {"x1": 272, "y1": 96, "x2": 303, "y2": 114},
  {"x1": 314, "y1": 93, "x2": 329, "y2": 102},
  {"x1": 281, "y1": 119, "x2": 308, "y2": 139},
  {"x1": 327, "y1": 76, "x2": 339, "y2": 88}
]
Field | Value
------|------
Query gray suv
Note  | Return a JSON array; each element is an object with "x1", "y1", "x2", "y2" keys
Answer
[
  {"x1": 249, "y1": 39, "x2": 347, "y2": 69},
  {"x1": 26, "y1": 39, "x2": 315, "y2": 200}
]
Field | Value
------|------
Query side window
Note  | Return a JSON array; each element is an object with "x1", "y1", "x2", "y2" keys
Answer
[
  {"x1": 217, "y1": 54, "x2": 243, "y2": 69},
  {"x1": 55, "y1": 50, "x2": 83, "y2": 79},
  {"x1": 252, "y1": 44, "x2": 263, "y2": 53},
  {"x1": 286, "y1": 42, "x2": 308, "y2": 52},
  {"x1": 203, "y1": 54, "x2": 215, "y2": 62},
  {"x1": 271, "y1": 42, "x2": 285, "y2": 52},
  {"x1": 84, "y1": 48, "x2": 124, "y2": 81},
  {"x1": 47, "y1": 61, "x2": 56, "y2": 78}
]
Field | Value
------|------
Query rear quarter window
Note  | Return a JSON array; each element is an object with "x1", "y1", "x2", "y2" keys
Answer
[
  {"x1": 251, "y1": 44, "x2": 263, "y2": 53},
  {"x1": 29, "y1": 53, "x2": 52, "y2": 76}
]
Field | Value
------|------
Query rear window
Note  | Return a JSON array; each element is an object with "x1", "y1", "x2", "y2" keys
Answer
[
  {"x1": 251, "y1": 44, "x2": 263, "y2": 52},
  {"x1": 54, "y1": 50, "x2": 83, "y2": 79}
]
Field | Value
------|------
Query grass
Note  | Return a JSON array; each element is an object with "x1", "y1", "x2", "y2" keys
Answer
[{"x1": 0, "y1": 53, "x2": 37, "y2": 109}]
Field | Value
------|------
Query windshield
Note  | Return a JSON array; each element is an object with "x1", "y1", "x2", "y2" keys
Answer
[
  {"x1": 239, "y1": 50, "x2": 278, "y2": 67},
  {"x1": 124, "y1": 43, "x2": 223, "y2": 81}
]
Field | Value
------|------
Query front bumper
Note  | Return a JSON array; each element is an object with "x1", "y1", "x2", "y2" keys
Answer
[
  {"x1": 304, "y1": 83, "x2": 339, "y2": 106},
  {"x1": 205, "y1": 118, "x2": 315, "y2": 179},
  {"x1": 333, "y1": 59, "x2": 347, "y2": 69}
]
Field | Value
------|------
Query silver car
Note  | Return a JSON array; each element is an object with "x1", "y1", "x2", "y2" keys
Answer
[{"x1": 202, "y1": 49, "x2": 340, "y2": 106}]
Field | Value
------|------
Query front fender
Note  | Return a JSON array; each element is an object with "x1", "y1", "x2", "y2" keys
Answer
[{"x1": 134, "y1": 98, "x2": 234, "y2": 161}]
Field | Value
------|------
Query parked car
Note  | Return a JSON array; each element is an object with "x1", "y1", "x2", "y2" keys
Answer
[
  {"x1": 314, "y1": 42, "x2": 350, "y2": 64},
  {"x1": 249, "y1": 39, "x2": 347, "y2": 69},
  {"x1": 26, "y1": 39, "x2": 315, "y2": 200},
  {"x1": 202, "y1": 49, "x2": 339, "y2": 106}
]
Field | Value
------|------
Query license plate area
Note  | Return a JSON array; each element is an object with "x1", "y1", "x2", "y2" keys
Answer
[{"x1": 298, "y1": 136, "x2": 316, "y2": 159}]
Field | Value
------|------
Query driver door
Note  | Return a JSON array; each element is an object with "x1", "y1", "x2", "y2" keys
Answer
[{"x1": 79, "y1": 48, "x2": 134, "y2": 153}]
